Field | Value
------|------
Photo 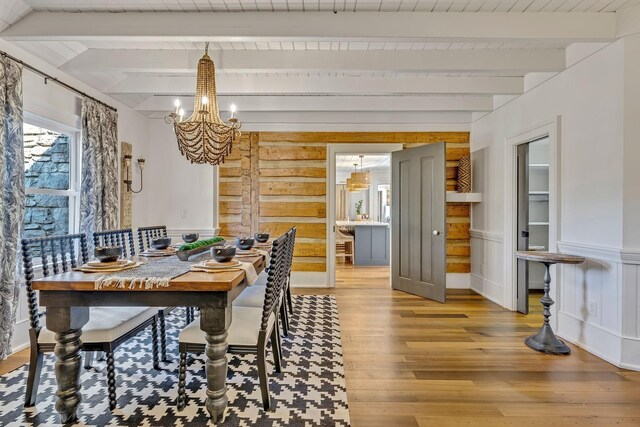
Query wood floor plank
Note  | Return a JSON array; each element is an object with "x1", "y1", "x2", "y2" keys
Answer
[{"x1": 326, "y1": 264, "x2": 640, "y2": 427}]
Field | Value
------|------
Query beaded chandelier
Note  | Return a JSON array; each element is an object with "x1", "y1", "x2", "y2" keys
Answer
[{"x1": 165, "y1": 43, "x2": 241, "y2": 165}]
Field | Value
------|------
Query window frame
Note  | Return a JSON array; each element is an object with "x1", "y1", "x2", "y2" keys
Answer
[{"x1": 24, "y1": 112, "x2": 82, "y2": 236}]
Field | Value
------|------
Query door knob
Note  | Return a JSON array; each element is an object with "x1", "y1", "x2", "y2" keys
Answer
[{"x1": 433, "y1": 230, "x2": 442, "y2": 236}]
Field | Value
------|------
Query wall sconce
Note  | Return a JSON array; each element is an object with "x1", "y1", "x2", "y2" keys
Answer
[{"x1": 123, "y1": 154, "x2": 145, "y2": 193}]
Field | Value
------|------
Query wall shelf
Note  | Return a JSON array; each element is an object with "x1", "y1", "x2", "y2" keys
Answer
[{"x1": 447, "y1": 192, "x2": 482, "y2": 203}]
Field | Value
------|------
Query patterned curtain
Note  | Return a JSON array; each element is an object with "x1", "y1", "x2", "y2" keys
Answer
[
  {"x1": 79, "y1": 98, "x2": 118, "y2": 254},
  {"x1": 0, "y1": 57, "x2": 24, "y2": 359}
]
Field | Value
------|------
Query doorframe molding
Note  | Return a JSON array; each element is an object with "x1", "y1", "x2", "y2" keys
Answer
[
  {"x1": 503, "y1": 116, "x2": 561, "y2": 313},
  {"x1": 326, "y1": 143, "x2": 403, "y2": 287}
]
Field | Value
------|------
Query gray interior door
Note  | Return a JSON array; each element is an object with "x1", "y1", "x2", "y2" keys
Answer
[
  {"x1": 516, "y1": 143, "x2": 530, "y2": 314},
  {"x1": 391, "y1": 143, "x2": 446, "y2": 302}
]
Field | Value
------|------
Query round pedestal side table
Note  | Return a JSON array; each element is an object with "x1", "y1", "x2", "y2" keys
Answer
[{"x1": 515, "y1": 251, "x2": 585, "y2": 355}]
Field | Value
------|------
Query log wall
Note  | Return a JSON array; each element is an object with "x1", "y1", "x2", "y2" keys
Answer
[{"x1": 219, "y1": 132, "x2": 471, "y2": 273}]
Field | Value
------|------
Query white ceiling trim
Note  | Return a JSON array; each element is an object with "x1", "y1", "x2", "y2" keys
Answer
[
  {"x1": 59, "y1": 48, "x2": 566, "y2": 74},
  {"x1": 1, "y1": 11, "x2": 617, "y2": 42},
  {"x1": 102, "y1": 75, "x2": 524, "y2": 95},
  {"x1": 134, "y1": 94, "x2": 495, "y2": 113}
]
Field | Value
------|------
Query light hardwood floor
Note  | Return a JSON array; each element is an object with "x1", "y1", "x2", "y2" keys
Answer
[
  {"x1": 325, "y1": 265, "x2": 640, "y2": 426},
  {"x1": 3, "y1": 269, "x2": 639, "y2": 426}
]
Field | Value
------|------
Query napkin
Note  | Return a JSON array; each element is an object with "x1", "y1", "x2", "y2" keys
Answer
[
  {"x1": 239, "y1": 261, "x2": 259, "y2": 285},
  {"x1": 256, "y1": 249, "x2": 271, "y2": 266}
]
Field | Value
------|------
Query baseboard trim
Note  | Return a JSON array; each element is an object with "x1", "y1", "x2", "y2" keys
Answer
[
  {"x1": 10, "y1": 318, "x2": 30, "y2": 356},
  {"x1": 291, "y1": 271, "x2": 328, "y2": 288},
  {"x1": 470, "y1": 273, "x2": 504, "y2": 306},
  {"x1": 556, "y1": 311, "x2": 640, "y2": 370},
  {"x1": 447, "y1": 273, "x2": 470, "y2": 289}
]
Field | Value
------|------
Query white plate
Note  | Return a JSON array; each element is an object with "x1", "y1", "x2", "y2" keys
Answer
[
  {"x1": 236, "y1": 248, "x2": 258, "y2": 254},
  {"x1": 86, "y1": 259, "x2": 132, "y2": 268},
  {"x1": 197, "y1": 261, "x2": 241, "y2": 269}
]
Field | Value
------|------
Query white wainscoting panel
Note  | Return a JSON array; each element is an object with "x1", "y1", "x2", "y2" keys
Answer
[
  {"x1": 470, "y1": 229, "x2": 505, "y2": 305},
  {"x1": 557, "y1": 241, "x2": 640, "y2": 370}
]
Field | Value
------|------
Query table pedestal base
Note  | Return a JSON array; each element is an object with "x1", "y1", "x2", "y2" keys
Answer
[{"x1": 525, "y1": 324, "x2": 571, "y2": 355}]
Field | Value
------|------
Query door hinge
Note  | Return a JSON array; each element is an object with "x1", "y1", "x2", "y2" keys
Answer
[{"x1": 521, "y1": 230, "x2": 529, "y2": 238}]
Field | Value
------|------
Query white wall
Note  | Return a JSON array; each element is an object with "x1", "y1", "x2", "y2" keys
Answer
[
  {"x1": 2, "y1": 40, "x2": 151, "y2": 354},
  {"x1": 144, "y1": 119, "x2": 217, "y2": 238},
  {"x1": 471, "y1": 37, "x2": 640, "y2": 369}
]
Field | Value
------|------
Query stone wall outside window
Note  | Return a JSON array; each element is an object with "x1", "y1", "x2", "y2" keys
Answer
[{"x1": 23, "y1": 124, "x2": 70, "y2": 239}]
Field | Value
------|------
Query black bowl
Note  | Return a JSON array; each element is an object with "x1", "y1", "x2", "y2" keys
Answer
[
  {"x1": 254, "y1": 233, "x2": 270, "y2": 243},
  {"x1": 151, "y1": 237, "x2": 172, "y2": 250},
  {"x1": 94, "y1": 246, "x2": 122, "y2": 263},
  {"x1": 235, "y1": 237, "x2": 255, "y2": 250},
  {"x1": 211, "y1": 245, "x2": 236, "y2": 263},
  {"x1": 182, "y1": 233, "x2": 199, "y2": 243}
]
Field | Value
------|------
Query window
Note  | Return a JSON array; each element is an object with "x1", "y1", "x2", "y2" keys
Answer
[{"x1": 23, "y1": 119, "x2": 80, "y2": 239}]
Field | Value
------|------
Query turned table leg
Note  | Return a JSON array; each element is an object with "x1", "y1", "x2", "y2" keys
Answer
[
  {"x1": 47, "y1": 306, "x2": 90, "y2": 424},
  {"x1": 199, "y1": 305, "x2": 232, "y2": 423},
  {"x1": 525, "y1": 262, "x2": 571, "y2": 355}
]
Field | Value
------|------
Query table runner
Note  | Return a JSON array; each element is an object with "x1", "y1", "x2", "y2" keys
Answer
[
  {"x1": 95, "y1": 256, "x2": 195, "y2": 290},
  {"x1": 94, "y1": 253, "x2": 264, "y2": 290}
]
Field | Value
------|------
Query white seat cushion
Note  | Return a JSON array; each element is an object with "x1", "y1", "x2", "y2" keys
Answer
[
  {"x1": 253, "y1": 271, "x2": 267, "y2": 287},
  {"x1": 179, "y1": 306, "x2": 275, "y2": 347},
  {"x1": 38, "y1": 307, "x2": 157, "y2": 344},
  {"x1": 234, "y1": 285, "x2": 266, "y2": 308}
]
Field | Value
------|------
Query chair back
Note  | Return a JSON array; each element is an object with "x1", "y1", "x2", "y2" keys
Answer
[
  {"x1": 21, "y1": 233, "x2": 89, "y2": 329},
  {"x1": 93, "y1": 228, "x2": 136, "y2": 258},
  {"x1": 137, "y1": 225, "x2": 168, "y2": 252},
  {"x1": 260, "y1": 232, "x2": 289, "y2": 332},
  {"x1": 285, "y1": 227, "x2": 296, "y2": 281}
]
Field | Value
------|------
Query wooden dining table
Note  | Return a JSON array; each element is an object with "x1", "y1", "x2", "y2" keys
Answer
[{"x1": 31, "y1": 253, "x2": 266, "y2": 424}]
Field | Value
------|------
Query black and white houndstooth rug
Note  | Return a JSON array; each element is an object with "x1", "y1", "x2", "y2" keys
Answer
[{"x1": 0, "y1": 295, "x2": 350, "y2": 426}]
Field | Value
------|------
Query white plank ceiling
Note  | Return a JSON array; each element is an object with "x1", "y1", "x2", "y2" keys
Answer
[
  {"x1": 337, "y1": 154, "x2": 391, "y2": 173},
  {"x1": 1, "y1": 0, "x2": 639, "y2": 128},
  {"x1": 19, "y1": 0, "x2": 640, "y2": 13}
]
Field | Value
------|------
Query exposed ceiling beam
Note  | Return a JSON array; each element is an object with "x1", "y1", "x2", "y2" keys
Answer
[
  {"x1": 60, "y1": 48, "x2": 566, "y2": 74},
  {"x1": 134, "y1": 94, "x2": 494, "y2": 113},
  {"x1": 1, "y1": 12, "x2": 616, "y2": 42},
  {"x1": 145, "y1": 110, "x2": 472, "y2": 125},
  {"x1": 102, "y1": 75, "x2": 524, "y2": 96}
]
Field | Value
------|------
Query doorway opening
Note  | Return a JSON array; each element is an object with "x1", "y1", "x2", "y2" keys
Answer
[
  {"x1": 327, "y1": 143, "x2": 402, "y2": 289},
  {"x1": 335, "y1": 154, "x2": 392, "y2": 289},
  {"x1": 516, "y1": 136, "x2": 550, "y2": 314}
]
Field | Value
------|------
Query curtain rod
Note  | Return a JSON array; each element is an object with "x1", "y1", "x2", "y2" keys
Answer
[{"x1": 0, "y1": 49, "x2": 117, "y2": 113}]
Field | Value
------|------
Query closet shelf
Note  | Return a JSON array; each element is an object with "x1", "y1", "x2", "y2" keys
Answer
[{"x1": 529, "y1": 222, "x2": 550, "y2": 226}]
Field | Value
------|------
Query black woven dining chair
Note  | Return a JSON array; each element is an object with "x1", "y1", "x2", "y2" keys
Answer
[
  {"x1": 21, "y1": 233, "x2": 160, "y2": 410},
  {"x1": 177, "y1": 232, "x2": 289, "y2": 411},
  {"x1": 93, "y1": 228, "x2": 137, "y2": 258},
  {"x1": 94, "y1": 227, "x2": 176, "y2": 362},
  {"x1": 136, "y1": 224, "x2": 185, "y2": 362},
  {"x1": 234, "y1": 227, "x2": 297, "y2": 336},
  {"x1": 137, "y1": 225, "x2": 168, "y2": 252}
]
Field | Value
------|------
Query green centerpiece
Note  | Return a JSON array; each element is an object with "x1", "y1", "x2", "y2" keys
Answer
[{"x1": 176, "y1": 237, "x2": 225, "y2": 261}]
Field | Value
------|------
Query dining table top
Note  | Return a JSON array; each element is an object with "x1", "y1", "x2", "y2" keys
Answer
[{"x1": 32, "y1": 254, "x2": 266, "y2": 293}]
